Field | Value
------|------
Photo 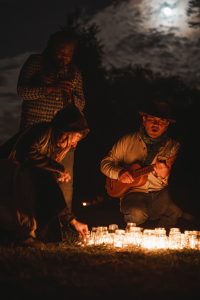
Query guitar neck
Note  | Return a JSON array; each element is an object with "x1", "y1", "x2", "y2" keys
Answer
[{"x1": 131, "y1": 164, "x2": 155, "y2": 178}]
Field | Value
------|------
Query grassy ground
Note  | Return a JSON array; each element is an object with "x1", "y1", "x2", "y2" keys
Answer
[
  {"x1": 0, "y1": 239, "x2": 200, "y2": 300},
  {"x1": 1, "y1": 200, "x2": 200, "y2": 300}
]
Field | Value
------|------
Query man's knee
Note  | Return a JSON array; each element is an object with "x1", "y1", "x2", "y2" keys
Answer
[
  {"x1": 124, "y1": 208, "x2": 148, "y2": 225},
  {"x1": 167, "y1": 202, "x2": 183, "y2": 219}
]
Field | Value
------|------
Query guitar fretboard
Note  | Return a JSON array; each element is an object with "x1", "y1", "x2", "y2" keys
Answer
[{"x1": 131, "y1": 164, "x2": 154, "y2": 178}]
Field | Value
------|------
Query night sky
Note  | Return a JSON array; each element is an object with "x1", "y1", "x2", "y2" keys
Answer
[
  {"x1": 0, "y1": 0, "x2": 113, "y2": 142},
  {"x1": 0, "y1": 0, "x2": 199, "y2": 142}
]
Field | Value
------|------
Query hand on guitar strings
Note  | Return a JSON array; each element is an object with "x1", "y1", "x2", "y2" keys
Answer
[{"x1": 118, "y1": 169, "x2": 134, "y2": 183}]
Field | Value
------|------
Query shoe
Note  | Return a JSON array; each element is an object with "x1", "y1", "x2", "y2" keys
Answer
[
  {"x1": 181, "y1": 212, "x2": 196, "y2": 222},
  {"x1": 19, "y1": 237, "x2": 46, "y2": 250},
  {"x1": 179, "y1": 212, "x2": 200, "y2": 231}
]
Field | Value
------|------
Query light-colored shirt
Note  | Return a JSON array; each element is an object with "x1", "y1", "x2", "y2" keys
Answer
[{"x1": 100, "y1": 131, "x2": 180, "y2": 193}]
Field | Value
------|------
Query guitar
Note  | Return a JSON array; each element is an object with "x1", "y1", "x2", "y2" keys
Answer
[{"x1": 105, "y1": 162, "x2": 155, "y2": 198}]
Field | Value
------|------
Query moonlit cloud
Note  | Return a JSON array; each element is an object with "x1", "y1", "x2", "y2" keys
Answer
[
  {"x1": 0, "y1": 0, "x2": 199, "y2": 142},
  {"x1": 0, "y1": 53, "x2": 32, "y2": 142},
  {"x1": 140, "y1": 0, "x2": 192, "y2": 37},
  {"x1": 87, "y1": 0, "x2": 200, "y2": 86}
]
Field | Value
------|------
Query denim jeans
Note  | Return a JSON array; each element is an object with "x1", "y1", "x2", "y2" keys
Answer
[{"x1": 120, "y1": 188, "x2": 183, "y2": 228}]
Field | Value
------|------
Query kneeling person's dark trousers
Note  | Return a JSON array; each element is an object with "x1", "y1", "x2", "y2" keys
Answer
[{"x1": 120, "y1": 188, "x2": 182, "y2": 229}]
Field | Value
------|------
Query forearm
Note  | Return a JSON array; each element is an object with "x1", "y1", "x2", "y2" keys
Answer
[
  {"x1": 70, "y1": 217, "x2": 78, "y2": 226},
  {"x1": 59, "y1": 207, "x2": 76, "y2": 224},
  {"x1": 100, "y1": 157, "x2": 123, "y2": 179},
  {"x1": 28, "y1": 155, "x2": 64, "y2": 174}
]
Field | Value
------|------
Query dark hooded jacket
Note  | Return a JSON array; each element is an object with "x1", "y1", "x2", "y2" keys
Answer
[
  {"x1": 8, "y1": 104, "x2": 90, "y2": 176},
  {"x1": 0, "y1": 104, "x2": 89, "y2": 243}
]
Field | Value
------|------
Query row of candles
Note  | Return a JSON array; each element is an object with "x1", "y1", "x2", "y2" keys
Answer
[{"x1": 79, "y1": 223, "x2": 200, "y2": 250}]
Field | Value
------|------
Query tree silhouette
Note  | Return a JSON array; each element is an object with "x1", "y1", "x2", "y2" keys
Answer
[
  {"x1": 188, "y1": 0, "x2": 200, "y2": 27},
  {"x1": 60, "y1": 11, "x2": 110, "y2": 200},
  {"x1": 58, "y1": 10, "x2": 200, "y2": 216}
]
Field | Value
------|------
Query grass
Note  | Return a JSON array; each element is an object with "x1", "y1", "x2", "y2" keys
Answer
[
  {"x1": 0, "y1": 200, "x2": 200, "y2": 299},
  {"x1": 0, "y1": 240, "x2": 200, "y2": 300}
]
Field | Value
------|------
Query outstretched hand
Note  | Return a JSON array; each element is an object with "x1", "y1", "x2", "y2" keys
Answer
[{"x1": 70, "y1": 218, "x2": 89, "y2": 238}]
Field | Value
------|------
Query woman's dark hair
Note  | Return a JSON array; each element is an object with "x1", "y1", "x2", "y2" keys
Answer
[{"x1": 51, "y1": 103, "x2": 89, "y2": 134}]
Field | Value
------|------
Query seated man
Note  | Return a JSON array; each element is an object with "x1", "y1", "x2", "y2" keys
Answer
[
  {"x1": 100, "y1": 97, "x2": 194, "y2": 230},
  {"x1": 0, "y1": 104, "x2": 90, "y2": 248}
]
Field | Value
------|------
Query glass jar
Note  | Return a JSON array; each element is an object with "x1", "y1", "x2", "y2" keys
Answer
[
  {"x1": 113, "y1": 229, "x2": 125, "y2": 248},
  {"x1": 168, "y1": 228, "x2": 182, "y2": 249}
]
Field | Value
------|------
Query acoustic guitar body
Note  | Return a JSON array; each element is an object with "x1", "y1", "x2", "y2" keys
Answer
[{"x1": 105, "y1": 163, "x2": 149, "y2": 198}]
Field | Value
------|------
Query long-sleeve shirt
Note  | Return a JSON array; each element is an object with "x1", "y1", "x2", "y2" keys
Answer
[
  {"x1": 100, "y1": 131, "x2": 180, "y2": 194},
  {"x1": 17, "y1": 54, "x2": 86, "y2": 130}
]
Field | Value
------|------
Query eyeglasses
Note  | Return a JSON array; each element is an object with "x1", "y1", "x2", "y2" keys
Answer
[{"x1": 145, "y1": 116, "x2": 170, "y2": 126}]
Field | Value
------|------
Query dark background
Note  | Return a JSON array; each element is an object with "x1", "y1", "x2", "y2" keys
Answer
[{"x1": 0, "y1": 0, "x2": 200, "y2": 225}]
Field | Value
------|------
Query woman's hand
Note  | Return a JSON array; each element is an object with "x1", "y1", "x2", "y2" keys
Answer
[{"x1": 70, "y1": 218, "x2": 89, "y2": 238}]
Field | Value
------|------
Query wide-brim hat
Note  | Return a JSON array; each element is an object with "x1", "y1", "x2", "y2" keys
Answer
[
  {"x1": 51, "y1": 104, "x2": 90, "y2": 138},
  {"x1": 139, "y1": 100, "x2": 176, "y2": 123}
]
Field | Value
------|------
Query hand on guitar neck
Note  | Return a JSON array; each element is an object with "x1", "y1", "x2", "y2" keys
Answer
[{"x1": 153, "y1": 159, "x2": 171, "y2": 179}]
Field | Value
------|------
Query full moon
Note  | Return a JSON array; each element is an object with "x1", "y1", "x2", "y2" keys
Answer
[
  {"x1": 140, "y1": 0, "x2": 192, "y2": 37},
  {"x1": 162, "y1": 7, "x2": 174, "y2": 17}
]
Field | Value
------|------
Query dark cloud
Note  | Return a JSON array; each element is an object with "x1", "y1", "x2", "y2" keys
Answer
[
  {"x1": 0, "y1": 53, "x2": 29, "y2": 142},
  {"x1": 0, "y1": 76, "x2": 6, "y2": 86},
  {"x1": 0, "y1": 94, "x2": 21, "y2": 143},
  {"x1": 0, "y1": 93, "x2": 17, "y2": 98},
  {"x1": 0, "y1": 63, "x2": 20, "y2": 71},
  {"x1": 1, "y1": 0, "x2": 200, "y2": 142},
  {"x1": 87, "y1": 0, "x2": 200, "y2": 87},
  {"x1": 0, "y1": 1, "x2": 116, "y2": 141},
  {"x1": 0, "y1": 0, "x2": 114, "y2": 58}
]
